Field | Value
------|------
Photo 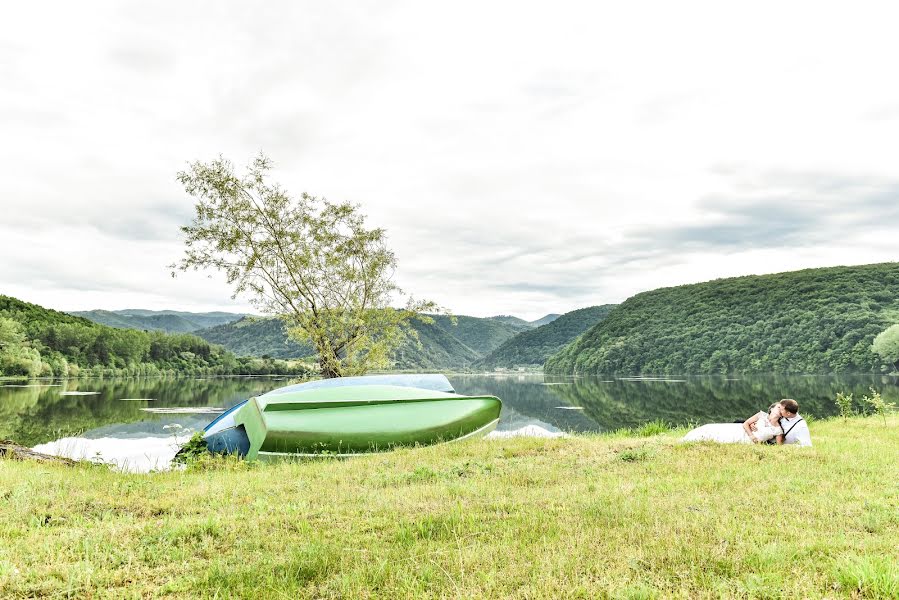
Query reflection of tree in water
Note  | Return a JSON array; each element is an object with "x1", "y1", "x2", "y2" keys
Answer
[
  {"x1": 0, "y1": 377, "x2": 292, "y2": 446},
  {"x1": 546, "y1": 374, "x2": 898, "y2": 431}
]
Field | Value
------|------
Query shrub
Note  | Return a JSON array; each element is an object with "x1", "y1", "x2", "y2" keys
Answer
[
  {"x1": 835, "y1": 392, "x2": 854, "y2": 420},
  {"x1": 861, "y1": 388, "x2": 896, "y2": 426}
]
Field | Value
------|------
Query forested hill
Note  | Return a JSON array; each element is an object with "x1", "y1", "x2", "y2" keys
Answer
[
  {"x1": 70, "y1": 309, "x2": 244, "y2": 333},
  {"x1": 545, "y1": 263, "x2": 899, "y2": 375},
  {"x1": 425, "y1": 315, "x2": 523, "y2": 356},
  {"x1": 194, "y1": 313, "x2": 525, "y2": 369},
  {"x1": 487, "y1": 316, "x2": 533, "y2": 332},
  {"x1": 194, "y1": 317, "x2": 314, "y2": 359},
  {"x1": 0, "y1": 296, "x2": 308, "y2": 377},
  {"x1": 475, "y1": 305, "x2": 617, "y2": 369},
  {"x1": 529, "y1": 314, "x2": 561, "y2": 327}
]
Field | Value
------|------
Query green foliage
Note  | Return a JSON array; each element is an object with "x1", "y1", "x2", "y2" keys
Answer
[
  {"x1": 0, "y1": 316, "x2": 26, "y2": 350},
  {"x1": 476, "y1": 305, "x2": 616, "y2": 369},
  {"x1": 871, "y1": 324, "x2": 899, "y2": 372},
  {"x1": 171, "y1": 432, "x2": 209, "y2": 465},
  {"x1": 175, "y1": 154, "x2": 440, "y2": 378},
  {"x1": 835, "y1": 392, "x2": 855, "y2": 420},
  {"x1": 546, "y1": 263, "x2": 899, "y2": 375},
  {"x1": 0, "y1": 295, "x2": 312, "y2": 378},
  {"x1": 861, "y1": 387, "x2": 896, "y2": 426}
]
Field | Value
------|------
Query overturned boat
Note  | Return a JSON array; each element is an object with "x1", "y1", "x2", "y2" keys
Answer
[{"x1": 198, "y1": 374, "x2": 502, "y2": 458}]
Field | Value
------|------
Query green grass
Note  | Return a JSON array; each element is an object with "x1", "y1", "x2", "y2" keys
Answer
[{"x1": 1, "y1": 417, "x2": 897, "y2": 598}]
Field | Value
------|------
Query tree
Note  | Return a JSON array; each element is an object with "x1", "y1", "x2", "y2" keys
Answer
[
  {"x1": 872, "y1": 324, "x2": 899, "y2": 372},
  {"x1": 0, "y1": 317, "x2": 25, "y2": 353},
  {"x1": 174, "y1": 154, "x2": 439, "y2": 378}
]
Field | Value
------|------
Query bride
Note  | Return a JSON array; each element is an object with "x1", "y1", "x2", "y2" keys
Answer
[
  {"x1": 742, "y1": 403, "x2": 784, "y2": 443},
  {"x1": 683, "y1": 402, "x2": 784, "y2": 444}
]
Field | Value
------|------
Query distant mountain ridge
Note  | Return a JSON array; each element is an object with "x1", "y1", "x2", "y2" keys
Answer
[
  {"x1": 70, "y1": 306, "x2": 583, "y2": 371},
  {"x1": 475, "y1": 305, "x2": 616, "y2": 369},
  {"x1": 529, "y1": 314, "x2": 561, "y2": 327},
  {"x1": 71, "y1": 309, "x2": 246, "y2": 333},
  {"x1": 193, "y1": 313, "x2": 528, "y2": 369},
  {"x1": 487, "y1": 315, "x2": 533, "y2": 331},
  {"x1": 487, "y1": 314, "x2": 560, "y2": 330}
]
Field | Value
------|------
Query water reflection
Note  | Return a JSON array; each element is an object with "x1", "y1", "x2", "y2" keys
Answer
[
  {"x1": 0, "y1": 377, "x2": 293, "y2": 447},
  {"x1": 2, "y1": 373, "x2": 896, "y2": 471},
  {"x1": 451, "y1": 373, "x2": 899, "y2": 432}
]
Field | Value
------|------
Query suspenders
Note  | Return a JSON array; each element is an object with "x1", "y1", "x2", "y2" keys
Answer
[
  {"x1": 766, "y1": 416, "x2": 803, "y2": 445},
  {"x1": 781, "y1": 417, "x2": 804, "y2": 439}
]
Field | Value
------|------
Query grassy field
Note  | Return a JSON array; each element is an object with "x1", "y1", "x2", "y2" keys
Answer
[{"x1": 1, "y1": 417, "x2": 897, "y2": 599}]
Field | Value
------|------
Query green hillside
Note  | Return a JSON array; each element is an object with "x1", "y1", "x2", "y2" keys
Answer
[
  {"x1": 545, "y1": 263, "x2": 899, "y2": 375},
  {"x1": 0, "y1": 296, "x2": 308, "y2": 378},
  {"x1": 475, "y1": 305, "x2": 617, "y2": 369},
  {"x1": 427, "y1": 315, "x2": 522, "y2": 356},
  {"x1": 487, "y1": 315, "x2": 533, "y2": 332},
  {"x1": 395, "y1": 319, "x2": 481, "y2": 370},
  {"x1": 529, "y1": 314, "x2": 561, "y2": 327},
  {"x1": 194, "y1": 313, "x2": 523, "y2": 369},
  {"x1": 195, "y1": 317, "x2": 314, "y2": 359},
  {"x1": 71, "y1": 309, "x2": 244, "y2": 333}
]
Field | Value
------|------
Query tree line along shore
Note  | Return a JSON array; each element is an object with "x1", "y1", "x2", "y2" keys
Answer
[{"x1": 0, "y1": 295, "x2": 313, "y2": 379}]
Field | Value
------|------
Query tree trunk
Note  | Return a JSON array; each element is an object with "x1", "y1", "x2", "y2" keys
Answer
[{"x1": 319, "y1": 355, "x2": 341, "y2": 379}]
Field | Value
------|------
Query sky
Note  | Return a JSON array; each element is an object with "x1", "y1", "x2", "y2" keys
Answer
[{"x1": 2, "y1": 1, "x2": 899, "y2": 320}]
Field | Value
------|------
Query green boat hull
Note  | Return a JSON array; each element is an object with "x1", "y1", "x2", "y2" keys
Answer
[{"x1": 228, "y1": 385, "x2": 502, "y2": 458}]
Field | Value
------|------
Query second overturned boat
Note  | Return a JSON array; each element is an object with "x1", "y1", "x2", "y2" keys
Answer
[{"x1": 200, "y1": 374, "x2": 502, "y2": 458}]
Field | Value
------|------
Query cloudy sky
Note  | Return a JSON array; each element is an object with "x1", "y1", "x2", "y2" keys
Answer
[{"x1": 2, "y1": 1, "x2": 898, "y2": 320}]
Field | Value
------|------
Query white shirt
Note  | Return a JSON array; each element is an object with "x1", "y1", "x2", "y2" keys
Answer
[{"x1": 780, "y1": 415, "x2": 812, "y2": 447}]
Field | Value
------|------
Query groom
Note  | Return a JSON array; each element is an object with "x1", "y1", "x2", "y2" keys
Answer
[{"x1": 774, "y1": 399, "x2": 812, "y2": 447}]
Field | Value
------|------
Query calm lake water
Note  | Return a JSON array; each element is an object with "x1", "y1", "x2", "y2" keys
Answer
[{"x1": 2, "y1": 373, "x2": 896, "y2": 470}]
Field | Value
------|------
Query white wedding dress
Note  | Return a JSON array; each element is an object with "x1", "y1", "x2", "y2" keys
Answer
[{"x1": 682, "y1": 411, "x2": 783, "y2": 444}]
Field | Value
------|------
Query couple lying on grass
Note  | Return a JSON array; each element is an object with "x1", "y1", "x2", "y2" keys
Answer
[{"x1": 683, "y1": 398, "x2": 813, "y2": 446}]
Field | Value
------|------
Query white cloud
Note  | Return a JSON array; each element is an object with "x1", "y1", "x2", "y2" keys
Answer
[{"x1": 2, "y1": 0, "x2": 898, "y2": 319}]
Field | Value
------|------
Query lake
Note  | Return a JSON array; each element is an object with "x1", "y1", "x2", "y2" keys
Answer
[{"x1": 2, "y1": 373, "x2": 895, "y2": 470}]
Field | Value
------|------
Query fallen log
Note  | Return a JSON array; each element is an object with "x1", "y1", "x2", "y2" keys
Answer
[{"x1": 0, "y1": 440, "x2": 77, "y2": 466}]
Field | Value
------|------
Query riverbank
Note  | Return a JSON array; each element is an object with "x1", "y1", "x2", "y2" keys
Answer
[{"x1": 1, "y1": 417, "x2": 896, "y2": 598}]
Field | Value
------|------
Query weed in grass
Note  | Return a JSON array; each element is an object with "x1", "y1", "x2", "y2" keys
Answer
[
  {"x1": 635, "y1": 420, "x2": 671, "y2": 437},
  {"x1": 833, "y1": 554, "x2": 899, "y2": 598},
  {"x1": 617, "y1": 446, "x2": 654, "y2": 462}
]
